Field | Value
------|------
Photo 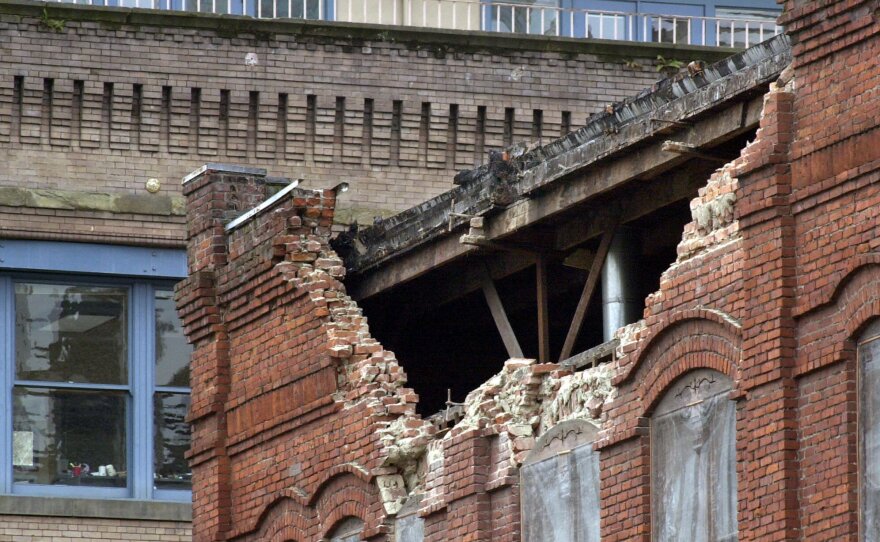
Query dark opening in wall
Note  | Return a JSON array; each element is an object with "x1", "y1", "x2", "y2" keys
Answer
[
  {"x1": 357, "y1": 129, "x2": 756, "y2": 416},
  {"x1": 360, "y1": 201, "x2": 691, "y2": 416}
]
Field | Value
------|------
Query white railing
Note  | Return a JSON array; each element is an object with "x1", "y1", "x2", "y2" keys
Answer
[{"x1": 51, "y1": 0, "x2": 782, "y2": 48}]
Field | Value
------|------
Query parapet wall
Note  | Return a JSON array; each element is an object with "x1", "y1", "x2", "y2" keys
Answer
[{"x1": 0, "y1": 0, "x2": 734, "y2": 246}]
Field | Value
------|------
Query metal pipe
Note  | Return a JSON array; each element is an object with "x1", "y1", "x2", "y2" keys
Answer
[{"x1": 601, "y1": 226, "x2": 641, "y2": 341}]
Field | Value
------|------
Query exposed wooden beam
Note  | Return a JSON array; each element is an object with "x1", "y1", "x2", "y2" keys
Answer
[
  {"x1": 350, "y1": 95, "x2": 764, "y2": 301},
  {"x1": 559, "y1": 222, "x2": 618, "y2": 362},
  {"x1": 536, "y1": 254, "x2": 550, "y2": 364},
  {"x1": 661, "y1": 140, "x2": 737, "y2": 163},
  {"x1": 481, "y1": 268, "x2": 524, "y2": 359}
]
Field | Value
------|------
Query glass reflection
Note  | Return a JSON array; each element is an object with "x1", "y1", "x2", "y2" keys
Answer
[
  {"x1": 13, "y1": 388, "x2": 127, "y2": 487},
  {"x1": 154, "y1": 393, "x2": 192, "y2": 490},
  {"x1": 155, "y1": 290, "x2": 191, "y2": 387},
  {"x1": 15, "y1": 283, "x2": 127, "y2": 384}
]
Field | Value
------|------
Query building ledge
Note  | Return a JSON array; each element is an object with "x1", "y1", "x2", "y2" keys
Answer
[{"x1": 0, "y1": 494, "x2": 192, "y2": 522}]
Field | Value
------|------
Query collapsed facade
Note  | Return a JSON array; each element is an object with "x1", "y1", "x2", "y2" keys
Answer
[
  {"x1": 0, "y1": 1, "x2": 733, "y2": 539},
  {"x1": 177, "y1": 0, "x2": 880, "y2": 540}
]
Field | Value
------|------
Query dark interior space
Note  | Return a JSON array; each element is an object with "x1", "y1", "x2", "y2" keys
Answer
[
  {"x1": 359, "y1": 197, "x2": 692, "y2": 415},
  {"x1": 356, "y1": 130, "x2": 758, "y2": 416}
]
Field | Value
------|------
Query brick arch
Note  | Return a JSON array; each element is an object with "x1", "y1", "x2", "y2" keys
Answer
[
  {"x1": 312, "y1": 471, "x2": 383, "y2": 539},
  {"x1": 602, "y1": 309, "x2": 741, "y2": 447},
  {"x1": 642, "y1": 351, "x2": 740, "y2": 417},
  {"x1": 797, "y1": 253, "x2": 880, "y2": 318},
  {"x1": 614, "y1": 307, "x2": 742, "y2": 387},
  {"x1": 243, "y1": 496, "x2": 314, "y2": 542},
  {"x1": 307, "y1": 464, "x2": 372, "y2": 506},
  {"x1": 796, "y1": 261, "x2": 880, "y2": 375}
]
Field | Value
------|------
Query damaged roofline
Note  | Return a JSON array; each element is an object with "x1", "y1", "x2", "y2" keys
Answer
[{"x1": 341, "y1": 33, "x2": 791, "y2": 300}]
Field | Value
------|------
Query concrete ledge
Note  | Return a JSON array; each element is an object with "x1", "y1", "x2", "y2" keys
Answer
[
  {"x1": 0, "y1": 495, "x2": 192, "y2": 522},
  {"x1": 0, "y1": 186, "x2": 185, "y2": 216},
  {"x1": 0, "y1": 0, "x2": 739, "y2": 61}
]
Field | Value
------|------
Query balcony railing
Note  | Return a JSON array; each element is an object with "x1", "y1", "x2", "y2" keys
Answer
[{"x1": 50, "y1": 0, "x2": 782, "y2": 48}]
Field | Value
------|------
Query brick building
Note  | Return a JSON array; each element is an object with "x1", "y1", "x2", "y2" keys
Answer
[
  {"x1": 0, "y1": 0, "x2": 747, "y2": 539},
  {"x1": 175, "y1": 0, "x2": 880, "y2": 541}
]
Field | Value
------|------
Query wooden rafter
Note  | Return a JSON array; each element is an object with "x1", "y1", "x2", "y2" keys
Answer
[
  {"x1": 559, "y1": 221, "x2": 619, "y2": 362},
  {"x1": 481, "y1": 267, "x2": 524, "y2": 359}
]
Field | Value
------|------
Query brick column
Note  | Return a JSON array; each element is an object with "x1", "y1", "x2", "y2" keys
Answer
[
  {"x1": 176, "y1": 164, "x2": 269, "y2": 542},
  {"x1": 735, "y1": 88, "x2": 799, "y2": 541},
  {"x1": 443, "y1": 429, "x2": 492, "y2": 542}
]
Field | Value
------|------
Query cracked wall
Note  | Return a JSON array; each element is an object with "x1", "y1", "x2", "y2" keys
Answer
[{"x1": 180, "y1": 1, "x2": 880, "y2": 535}]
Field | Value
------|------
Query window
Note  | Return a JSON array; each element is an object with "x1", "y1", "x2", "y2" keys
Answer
[
  {"x1": 715, "y1": 7, "x2": 780, "y2": 47},
  {"x1": 521, "y1": 420, "x2": 601, "y2": 542},
  {"x1": 484, "y1": 0, "x2": 560, "y2": 36},
  {"x1": 642, "y1": 2, "x2": 703, "y2": 45},
  {"x1": 860, "y1": 319, "x2": 880, "y2": 540},
  {"x1": 0, "y1": 241, "x2": 190, "y2": 502},
  {"x1": 652, "y1": 369, "x2": 737, "y2": 542},
  {"x1": 327, "y1": 517, "x2": 364, "y2": 542}
]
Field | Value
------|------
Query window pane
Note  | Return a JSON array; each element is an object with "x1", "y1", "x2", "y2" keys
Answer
[
  {"x1": 651, "y1": 16, "x2": 688, "y2": 44},
  {"x1": 15, "y1": 283, "x2": 127, "y2": 384},
  {"x1": 155, "y1": 290, "x2": 191, "y2": 387},
  {"x1": 154, "y1": 393, "x2": 192, "y2": 490},
  {"x1": 716, "y1": 7, "x2": 778, "y2": 47},
  {"x1": 861, "y1": 332, "x2": 880, "y2": 539},
  {"x1": 521, "y1": 443, "x2": 601, "y2": 542},
  {"x1": 328, "y1": 517, "x2": 364, "y2": 542},
  {"x1": 652, "y1": 381, "x2": 737, "y2": 542},
  {"x1": 13, "y1": 387, "x2": 127, "y2": 487}
]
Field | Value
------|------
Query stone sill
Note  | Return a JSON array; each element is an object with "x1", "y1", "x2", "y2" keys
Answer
[{"x1": 0, "y1": 494, "x2": 192, "y2": 522}]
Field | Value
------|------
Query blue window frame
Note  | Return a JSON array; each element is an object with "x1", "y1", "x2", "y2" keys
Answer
[
  {"x1": 0, "y1": 241, "x2": 190, "y2": 502},
  {"x1": 483, "y1": 0, "x2": 780, "y2": 45}
]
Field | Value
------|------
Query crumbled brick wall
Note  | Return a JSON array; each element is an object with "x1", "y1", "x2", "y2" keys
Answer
[
  {"x1": 177, "y1": 165, "x2": 429, "y2": 541},
  {"x1": 0, "y1": 2, "x2": 677, "y2": 247},
  {"x1": 0, "y1": 516, "x2": 191, "y2": 541}
]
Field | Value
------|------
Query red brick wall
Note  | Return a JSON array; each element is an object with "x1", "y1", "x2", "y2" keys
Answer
[
  {"x1": 178, "y1": 166, "x2": 428, "y2": 540},
  {"x1": 180, "y1": 1, "x2": 880, "y2": 540}
]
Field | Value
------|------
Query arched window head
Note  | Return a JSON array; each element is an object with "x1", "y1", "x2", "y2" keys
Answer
[
  {"x1": 325, "y1": 516, "x2": 364, "y2": 542},
  {"x1": 652, "y1": 369, "x2": 737, "y2": 542},
  {"x1": 521, "y1": 419, "x2": 601, "y2": 542},
  {"x1": 859, "y1": 319, "x2": 880, "y2": 540}
]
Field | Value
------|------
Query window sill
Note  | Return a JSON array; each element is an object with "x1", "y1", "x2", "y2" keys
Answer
[{"x1": 0, "y1": 494, "x2": 192, "y2": 522}]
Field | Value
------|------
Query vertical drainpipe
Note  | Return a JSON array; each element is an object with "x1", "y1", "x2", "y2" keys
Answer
[{"x1": 602, "y1": 227, "x2": 642, "y2": 342}]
